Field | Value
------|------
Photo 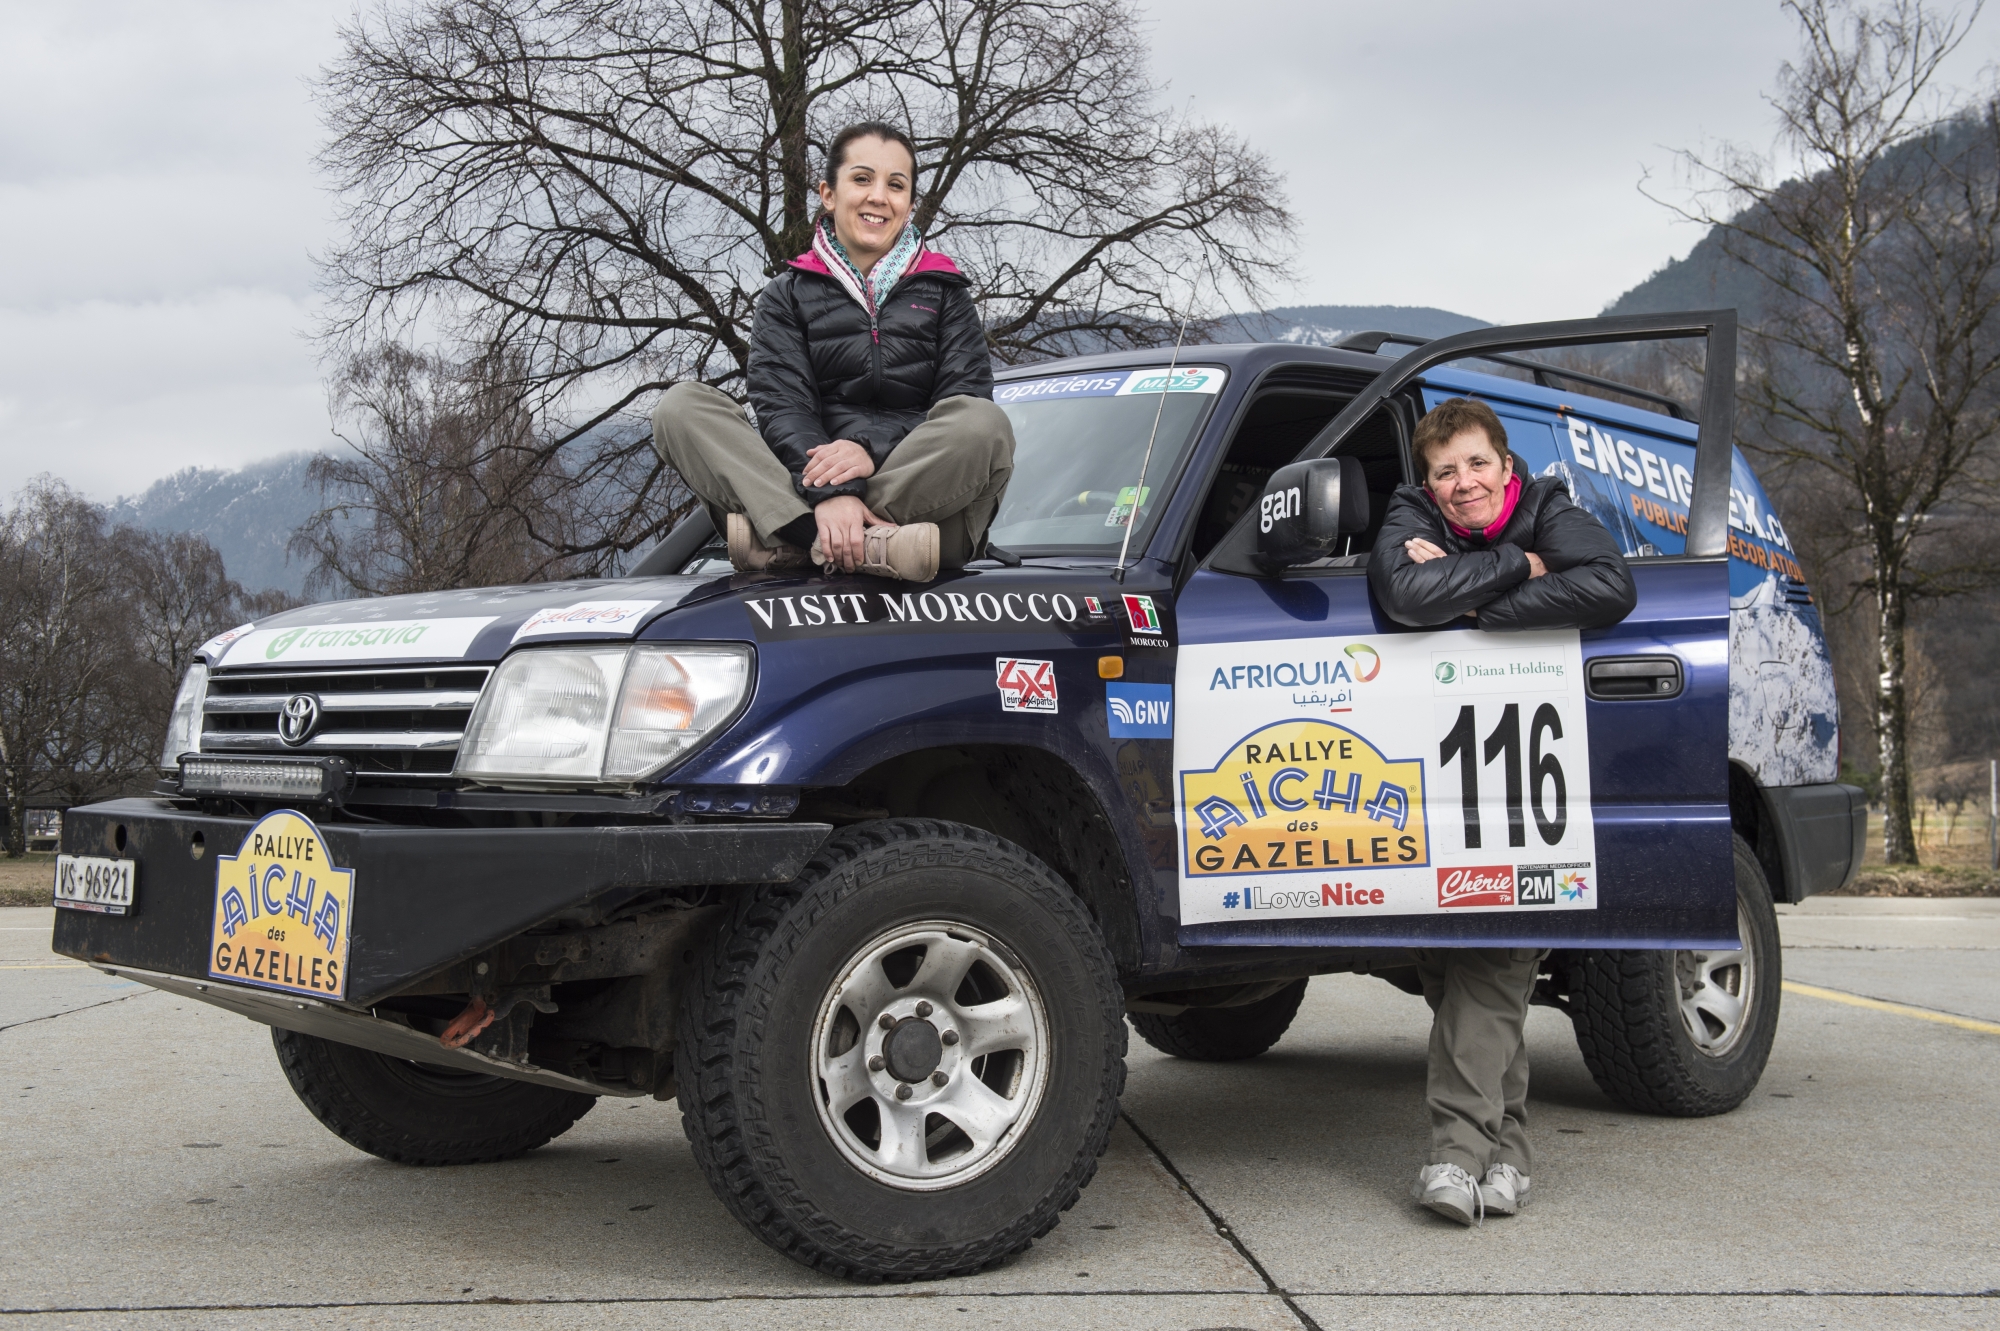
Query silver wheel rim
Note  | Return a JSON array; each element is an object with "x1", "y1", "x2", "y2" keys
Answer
[
  {"x1": 810, "y1": 920, "x2": 1050, "y2": 1191},
  {"x1": 1675, "y1": 902, "x2": 1756, "y2": 1057}
]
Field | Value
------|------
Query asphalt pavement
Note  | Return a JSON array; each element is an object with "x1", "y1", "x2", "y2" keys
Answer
[{"x1": 3, "y1": 896, "x2": 1996, "y2": 1329}]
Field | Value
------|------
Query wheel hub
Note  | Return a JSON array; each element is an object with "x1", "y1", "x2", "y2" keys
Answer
[
  {"x1": 1674, "y1": 901, "x2": 1756, "y2": 1057},
  {"x1": 810, "y1": 921, "x2": 1050, "y2": 1191},
  {"x1": 882, "y1": 1017, "x2": 944, "y2": 1082}
]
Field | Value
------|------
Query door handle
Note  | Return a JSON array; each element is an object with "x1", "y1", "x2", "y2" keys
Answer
[{"x1": 1586, "y1": 655, "x2": 1683, "y2": 700}]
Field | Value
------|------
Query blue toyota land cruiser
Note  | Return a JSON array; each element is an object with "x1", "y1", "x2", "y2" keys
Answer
[{"x1": 51, "y1": 311, "x2": 1865, "y2": 1279}]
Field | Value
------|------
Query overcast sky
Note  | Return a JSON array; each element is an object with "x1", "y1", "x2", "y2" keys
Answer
[{"x1": 3, "y1": 1, "x2": 1996, "y2": 502}]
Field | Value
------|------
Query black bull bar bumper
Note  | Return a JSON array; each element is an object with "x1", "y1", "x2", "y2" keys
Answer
[{"x1": 52, "y1": 799, "x2": 832, "y2": 1008}]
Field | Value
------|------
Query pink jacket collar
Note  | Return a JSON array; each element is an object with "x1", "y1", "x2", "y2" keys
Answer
[
  {"x1": 1435, "y1": 473, "x2": 1523, "y2": 540},
  {"x1": 787, "y1": 248, "x2": 962, "y2": 279}
]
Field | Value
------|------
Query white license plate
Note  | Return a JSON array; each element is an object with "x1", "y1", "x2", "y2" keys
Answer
[{"x1": 52, "y1": 856, "x2": 136, "y2": 914}]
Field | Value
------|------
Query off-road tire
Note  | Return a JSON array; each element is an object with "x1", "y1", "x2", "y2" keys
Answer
[
  {"x1": 675, "y1": 819, "x2": 1127, "y2": 1281},
  {"x1": 1568, "y1": 834, "x2": 1781, "y2": 1116},
  {"x1": 271, "y1": 1028, "x2": 596, "y2": 1165},
  {"x1": 1129, "y1": 979, "x2": 1309, "y2": 1061}
]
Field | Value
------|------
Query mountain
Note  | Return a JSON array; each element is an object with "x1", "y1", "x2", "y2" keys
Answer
[
  {"x1": 109, "y1": 452, "x2": 325, "y2": 597},
  {"x1": 1223, "y1": 304, "x2": 1491, "y2": 347},
  {"x1": 1601, "y1": 225, "x2": 1767, "y2": 322}
]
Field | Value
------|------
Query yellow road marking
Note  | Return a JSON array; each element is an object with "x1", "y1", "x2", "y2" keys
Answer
[{"x1": 1784, "y1": 980, "x2": 2000, "y2": 1036}]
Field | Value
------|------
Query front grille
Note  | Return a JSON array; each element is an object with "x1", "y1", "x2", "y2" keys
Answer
[{"x1": 200, "y1": 666, "x2": 492, "y2": 775}]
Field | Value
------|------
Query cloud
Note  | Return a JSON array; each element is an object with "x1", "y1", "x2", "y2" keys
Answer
[
  {"x1": 0, "y1": 0, "x2": 345, "y2": 500},
  {"x1": 4, "y1": 0, "x2": 1996, "y2": 501}
]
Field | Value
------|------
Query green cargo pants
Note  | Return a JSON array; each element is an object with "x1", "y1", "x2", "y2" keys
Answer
[
  {"x1": 1412, "y1": 947, "x2": 1546, "y2": 1176},
  {"x1": 651, "y1": 382, "x2": 1015, "y2": 570}
]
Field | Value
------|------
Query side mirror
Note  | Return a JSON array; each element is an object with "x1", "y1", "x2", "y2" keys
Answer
[{"x1": 1255, "y1": 456, "x2": 1371, "y2": 569}]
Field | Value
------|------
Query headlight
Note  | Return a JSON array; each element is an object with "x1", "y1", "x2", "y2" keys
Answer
[
  {"x1": 160, "y1": 663, "x2": 209, "y2": 770},
  {"x1": 455, "y1": 644, "x2": 752, "y2": 784}
]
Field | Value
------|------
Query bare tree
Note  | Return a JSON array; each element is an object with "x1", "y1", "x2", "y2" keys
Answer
[
  {"x1": 316, "y1": 0, "x2": 1294, "y2": 570},
  {"x1": 292, "y1": 344, "x2": 676, "y2": 594},
  {"x1": 1661, "y1": 0, "x2": 2000, "y2": 863},
  {"x1": 0, "y1": 483, "x2": 146, "y2": 854}
]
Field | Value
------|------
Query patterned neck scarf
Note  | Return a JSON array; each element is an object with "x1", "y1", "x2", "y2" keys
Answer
[{"x1": 813, "y1": 214, "x2": 925, "y2": 316}]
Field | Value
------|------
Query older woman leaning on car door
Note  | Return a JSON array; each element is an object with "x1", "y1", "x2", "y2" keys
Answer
[{"x1": 1368, "y1": 396, "x2": 1636, "y2": 1228}]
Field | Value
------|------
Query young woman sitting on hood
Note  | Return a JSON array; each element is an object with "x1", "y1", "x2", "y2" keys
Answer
[{"x1": 652, "y1": 121, "x2": 1012, "y2": 582}]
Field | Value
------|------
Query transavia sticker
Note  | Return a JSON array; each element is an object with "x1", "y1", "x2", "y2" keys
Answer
[
  {"x1": 739, "y1": 586, "x2": 1116, "y2": 641},
  {"x1": 996, "y1": 658, "x2": 1058, "y2": 713},
  {"x1": 512, "y1": 600, "x2": 661, "y2": 642},
  {"x1": 209, "y1": 810, "x2": 354, "y2": 1000},
  {"x1": 1175, "y1": 632, "x2": 1598, "y2": 923},
  {"x1": 220, "y1": 617, "x2": 497, "y2": 666},
  {"x1": 1107, "y1": 682, "x2": 1172, "y2": 737}
]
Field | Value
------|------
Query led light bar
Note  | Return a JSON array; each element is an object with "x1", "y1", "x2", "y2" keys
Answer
[{"x1": 179, "y1": 755, "x2": 355, "y2": 804}]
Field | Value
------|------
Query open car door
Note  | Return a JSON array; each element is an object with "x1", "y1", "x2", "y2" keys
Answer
[{"x1": 1172, "y1": 312, "x2": 1738, "y2": 949}]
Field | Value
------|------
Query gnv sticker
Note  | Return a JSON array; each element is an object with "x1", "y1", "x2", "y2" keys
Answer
[
  {"x1": 1107, "y1": 683, "x2": 1172, "y2": 737},
  {"x1": 1174, "y1": 631, "x2": 1596, "y2": 923},
  {"x1": 512, "y1": 600, "x2": 661, "y2": 642},
  {"x1": 996, "y1": 658, "x2": 1058, "y2": 713}
]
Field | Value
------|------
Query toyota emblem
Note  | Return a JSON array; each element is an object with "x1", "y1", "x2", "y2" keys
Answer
[{"x1": 277, "y1": 694, "x2": 322, "y2": 747}]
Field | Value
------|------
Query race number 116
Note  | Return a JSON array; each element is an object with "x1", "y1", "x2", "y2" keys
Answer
[{"x1": 1438, "y1": 702, "x2": 1568, "y2": 850}]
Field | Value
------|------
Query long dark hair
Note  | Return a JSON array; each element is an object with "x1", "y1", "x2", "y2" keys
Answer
[{"x1": 820, "y1": 121, "x2": 918, "y2": 197}]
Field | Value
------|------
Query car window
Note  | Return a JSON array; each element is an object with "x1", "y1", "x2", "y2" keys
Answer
[
  {"x1": 1421, "y1": 380, "x2": 1693, "y2": 559},
  {"x1": 989, "y1": 367, "x2": 1226, "y2": 554}
]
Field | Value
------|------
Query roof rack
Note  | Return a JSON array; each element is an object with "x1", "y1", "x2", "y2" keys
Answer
[{"x1": 1332, "y1": 330, "x2": 1695, "y2": 422}]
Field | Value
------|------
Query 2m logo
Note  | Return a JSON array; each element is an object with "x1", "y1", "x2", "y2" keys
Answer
[{"x1": 996, "y1": 658, "x2": 1058, "y2": 713}]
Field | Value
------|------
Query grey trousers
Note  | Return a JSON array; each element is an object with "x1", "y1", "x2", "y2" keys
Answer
[
  {"x1": 1411, "y1": 947, "x2": 1545, "y2": 1176},
  {"x1": 651, "y1": 382, "x2": 1016, "y2": 569}
]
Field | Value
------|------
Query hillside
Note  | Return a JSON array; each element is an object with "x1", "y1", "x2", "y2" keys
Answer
[
  {"x1": 1222, "y1": 303, "x2": 1490, "y2": 346},
  {"x1": 109, "y1": 452, "x2": 324, "y2": 597},
  {"x1": 1601, "y1": 224, "x2": 1766, "y2": 322}
]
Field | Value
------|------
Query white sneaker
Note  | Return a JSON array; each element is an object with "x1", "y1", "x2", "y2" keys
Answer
[
  {"x1": 1411, "y1": 1163, "x2": 1483, "y2": 1227},
  {"x1": 1481, "y1": 1163, "x2": 1530, "y2": 1215}
]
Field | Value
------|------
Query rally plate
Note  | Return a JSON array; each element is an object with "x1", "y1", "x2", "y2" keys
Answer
[{"x1": 209, "y1": 810, "x2": 354, "y2": 1001}]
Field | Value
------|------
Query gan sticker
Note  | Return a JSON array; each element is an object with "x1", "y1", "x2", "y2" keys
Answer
[
  {"x1": 1175, "y1": 632, "x2": 1597, "y2": 923},
  {"x1": 210, "y1": 810, "x2": 354, "y2": 1000}
]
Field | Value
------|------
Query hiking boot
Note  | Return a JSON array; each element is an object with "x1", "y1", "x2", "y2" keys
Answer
[
  {"x1": 1480, "y1": 1164, "x2": 1530, "y2": 1216},
  {"x1": 812, "y1": 521, "x2": 940, "y2": 582},
  {"x1": 727, "y1": 513, "x2": 809, "y2": 573},
  {"x1": 1411, "y1": 1163, "x2": 1483, "y2": 1227}
]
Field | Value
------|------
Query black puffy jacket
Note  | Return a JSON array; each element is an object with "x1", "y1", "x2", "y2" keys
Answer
[
  {"x1": 746, "y1": 248, "x2": 993, "y2": 505},
  {"x1": 1367, "y1": 474, "x2": 1637, "y2": 631}
]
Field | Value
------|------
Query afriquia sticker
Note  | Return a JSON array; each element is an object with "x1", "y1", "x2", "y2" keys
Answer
[
  {"x1": 210, "y1": 810, "x2": 354, "y2": 1000},
  {"x1": 1107, "y1": 682, "x2": 1173, "y2": 737},
  {"x1": 220, "y1": 617, "x2": 497, "y2": 666},
  {"x1": 512, "y1": 600, "x2": 661, "y2": 642},
  {"x1": 997, "y1": 658, "x2": 1058, "y2": 713},
  {"x1": 1174, "y1": 632, "x2": 1597, "y2": 923},
  {"x1": 740, "y1": 587, "x2": 1111, "y2": 641}
]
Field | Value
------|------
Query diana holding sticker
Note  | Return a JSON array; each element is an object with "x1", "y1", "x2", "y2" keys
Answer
[{"x1": 1368, "y1": 397, "x2": 1635, "y2": 1227}]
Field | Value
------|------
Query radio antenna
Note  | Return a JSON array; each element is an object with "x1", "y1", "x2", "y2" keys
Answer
[{"x1": 1114, "y1": 314, "x2": 1189, "y2": 581}]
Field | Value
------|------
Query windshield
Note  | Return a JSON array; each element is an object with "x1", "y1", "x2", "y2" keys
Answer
[{"x1": 986, "y1": 366, "x2": 1226, "y2": 555}]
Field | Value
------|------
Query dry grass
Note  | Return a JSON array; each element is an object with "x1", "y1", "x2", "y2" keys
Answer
[
  {"x1": 0, "y1": 853, "x2": 55, "y2": 907},
  {"x1": 1831, "y1": 809, "x2": 2000, "y2": 896}
]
